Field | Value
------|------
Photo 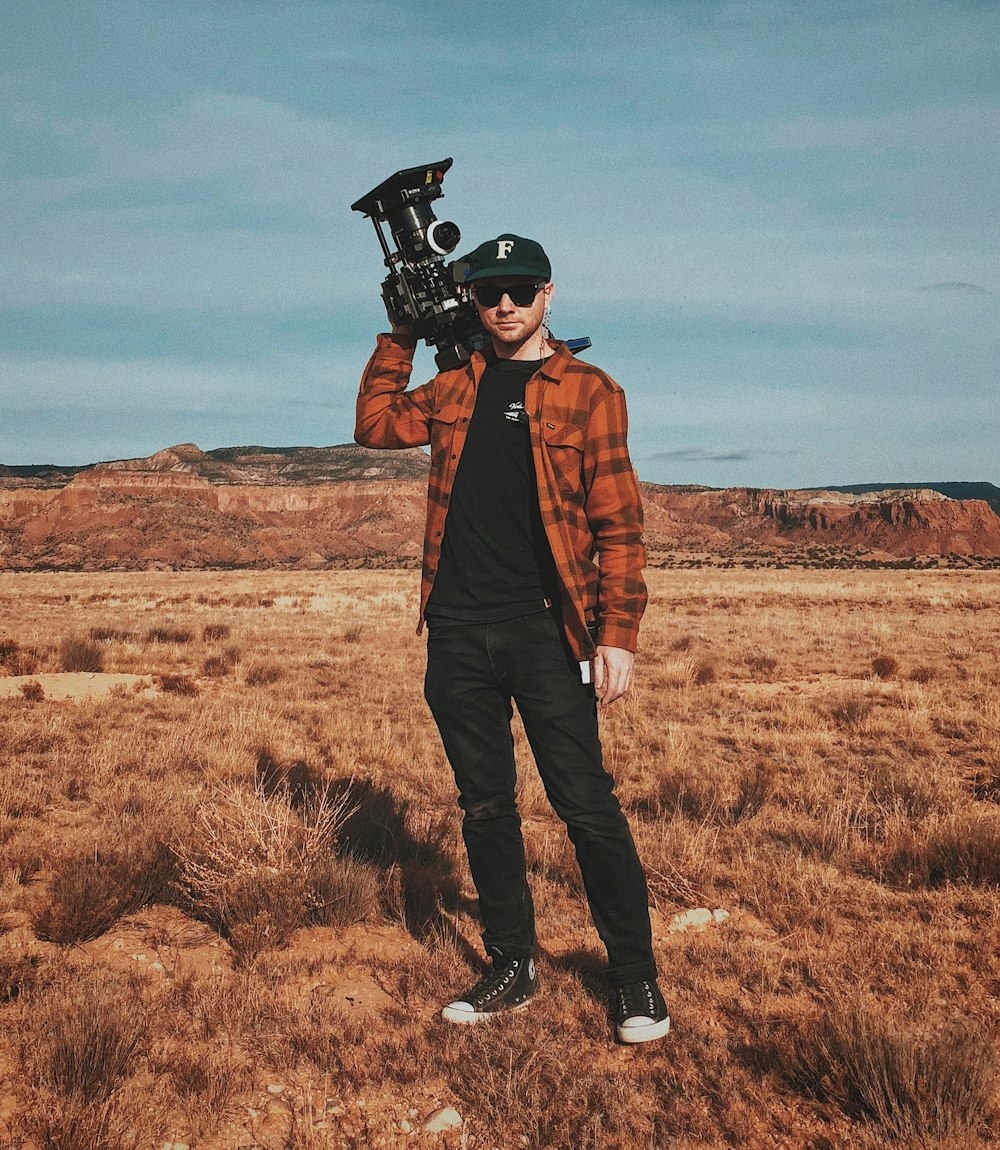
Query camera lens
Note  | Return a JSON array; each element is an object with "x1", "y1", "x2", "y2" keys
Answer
[{"x1": 427, "y1": 220, "x2": 461, "y2": 256}]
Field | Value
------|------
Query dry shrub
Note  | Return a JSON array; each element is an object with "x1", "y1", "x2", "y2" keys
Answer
[
  {"x1": 654, "y1": 759, "x2": 772, "y2": 825},
  {"x1": 202, "y1": 622, "x2": 231, "y2": 641},
  {"x1": 156, "y1": 672, "x2": 199, "y2": 696},
  {"x1": 343, "y1": 623, "x2": 364, "y2": 643},
  {"x1": 172, "y1": 780, "x2": 365, "y2": 962},
  {"x1": 692, "y1": 657, "x2": 717, "y2": 685},
  {"x1": 218, "y1": 870, "x2": 307, "y2": 965},
  {"x1": 59, "y1": 635, "x2": 105, "y2": 672},
  {"x1": 33, "y1": 839, "x2": 178, "y2": 944},
  {"x1": 909, "y1": 663, "x2": 938, "y2": 684},
  {"x1": 829, "y1": 688, "x2": 874, "y2": 728},
  {"x1": 145, "y1": 625, "x2": 193, "y2": 644},
  {"x1": 770, "y1": 791, "x2": 871, "y2": 864},
  {"x1": 0, "y1": 637, "x2": 41, "y2": 675},
  {"x1": 307, "y1": 853, "x2": 381, "y2": 927},
  {"x1": 87, "y1": 627, "x2": 134, "y2": 642},
  {"x1": 202, "y1": 653, "x2": 235, "y2": 677},
  {"x1": 787, "y1": 991, "x2": 995, "y2": 1144},
  {"x1": 870, "y1": 653, "x2": 899, "y2": 680},
  {"x1": 745, "y1": 650, "x2": 778, "y2": 678},
  {"x1": 24, "y1": 966, "x2": 146, "y2": 1101},
  {"x1": 2, "y1": 843, "x2": 43, "y2": 884},
  {"x1": 245, "y1": 659, "x2": 284, "y2": 686},
  {"x1": 882, "y1": 810, "x2": 1000, "y2": 888},
  {"x1": 19, "y1": 1096, "x2": 145, "y2": 1150},
  {"x1": 864, "y1": 756, "x2": 959, "y2": 819},
  {"x1": 0, "y1": 948, "x2": 42, "y2": 1002},
  {"x1": 165, "y1": 1045, "x2": 248, "y2": 1138},
  {"x1": 19, "y1": 679, "x2": 46, "y2": 702}
]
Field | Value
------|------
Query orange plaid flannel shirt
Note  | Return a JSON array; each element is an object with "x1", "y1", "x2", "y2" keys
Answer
[{"x1": 355, "y1": 334, "x2": 647, "y2": 660}]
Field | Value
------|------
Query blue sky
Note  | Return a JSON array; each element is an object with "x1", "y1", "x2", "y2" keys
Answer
[{"x1": 2, "y1": 0, "x2": 997, "y2": 487}]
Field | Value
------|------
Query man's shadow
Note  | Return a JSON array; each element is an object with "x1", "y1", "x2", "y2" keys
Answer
[{"x1": 324, "y1": 774, "x2": 481, "y2": 965}]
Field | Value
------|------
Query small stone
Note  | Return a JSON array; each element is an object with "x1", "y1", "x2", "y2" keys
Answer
[
  {"x1": 400, "y1": 1119, "x2": 413, "y2": 1133},
  {"x1": 712, "y1": 908, "x2": 730, "y2": 924},
  {"x1": 423, "y1": 1106, "x2": 463, "y2": 1133},
  {"x1": 130, "y1": 953, "x2": 147, "y2": 961},
  {"x1": 668, "y1": 907, "x2": 714, "y2": 932},
  {"x1": 266, "y1": 1083, "x2": 285, "y2": 1095}
]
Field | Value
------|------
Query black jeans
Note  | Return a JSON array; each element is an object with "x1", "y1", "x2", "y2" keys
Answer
[{"x1": 423, "y1": 610, "x2": 657, "y2": 986}]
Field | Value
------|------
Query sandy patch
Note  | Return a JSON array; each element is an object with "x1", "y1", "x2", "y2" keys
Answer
[{"x1": 0, "y1": 672, "x2": 157, "y2": 701}]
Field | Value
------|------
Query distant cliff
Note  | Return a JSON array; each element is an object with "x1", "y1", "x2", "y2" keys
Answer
[
  {"x1": 640, "y1": 486, "x2": 1000, "y2": 559},
  {"x1": 1, "y1": 444, "x2": 998, "y2": 570}
]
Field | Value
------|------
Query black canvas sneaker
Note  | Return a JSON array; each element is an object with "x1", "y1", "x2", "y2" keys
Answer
[
  {"x1": 614, "y1": 979, "x2": 670, "y2": 1043},
  {"x1": 441, "y1": 948, "x2": 538, "y2": 1024}
]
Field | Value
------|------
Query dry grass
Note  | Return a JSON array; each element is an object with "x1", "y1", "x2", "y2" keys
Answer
[
  {"x1": 33, "y1": 838, "x2": 177, "y2": 944},
  {"x1": 0, "y1": 567, "x2": 997, "y2": 1148},
  {"x1": 59, "y1": 635, "x2": 104, "y2": 672},
  {"x1": 785, "y1": 988, "x2": 995, "y2": 1145}
]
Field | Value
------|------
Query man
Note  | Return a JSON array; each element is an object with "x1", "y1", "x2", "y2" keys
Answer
[{"x1": 355, "y1": 234, "x2": 668, "y2": 1043}]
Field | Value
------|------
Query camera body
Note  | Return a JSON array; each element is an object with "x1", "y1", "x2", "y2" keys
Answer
[{"x1": 351, "y1": 158, "x2": 486, "y2": 371}]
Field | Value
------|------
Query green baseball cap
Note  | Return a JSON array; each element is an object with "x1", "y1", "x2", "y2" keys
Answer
[{"x1": 459, "y1": 233, "x2": 551, "y2": 283}]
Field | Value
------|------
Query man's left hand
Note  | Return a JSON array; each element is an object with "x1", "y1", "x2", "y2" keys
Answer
[{"x1": 593, "y1": 646, "x2": 634, "y2": 707}]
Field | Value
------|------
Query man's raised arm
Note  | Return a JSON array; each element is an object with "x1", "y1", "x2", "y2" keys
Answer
[{"x1": 355, "y1": 332, "x2": 435, "y2": 450}]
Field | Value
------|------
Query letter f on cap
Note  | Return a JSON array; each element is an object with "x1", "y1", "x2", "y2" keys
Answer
[{"x1": 497, "y1": 239, "x2": 515, "y2": 259}]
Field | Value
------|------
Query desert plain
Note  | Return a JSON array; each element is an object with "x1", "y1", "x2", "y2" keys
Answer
[{"x1": 0, "y1": 565, "x2": 997, "y2": 1149}]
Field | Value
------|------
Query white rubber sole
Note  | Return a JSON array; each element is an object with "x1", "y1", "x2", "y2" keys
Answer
[
  {"x1": 617, "y1": 1015, "x2": 671, "y2": 1044},
  {"x1": 440, "y1": 994, "x2": 537, "y2": 1025}
]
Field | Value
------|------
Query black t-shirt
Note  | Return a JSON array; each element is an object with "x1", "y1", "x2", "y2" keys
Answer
[{"x1": 425, "y1": 356, "x2": 561, "y2": 624}]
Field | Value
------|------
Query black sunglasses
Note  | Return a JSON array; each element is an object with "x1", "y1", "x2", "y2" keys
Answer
[{"x1": 472, "y1": 281, "x2": 545, "y2": 308}]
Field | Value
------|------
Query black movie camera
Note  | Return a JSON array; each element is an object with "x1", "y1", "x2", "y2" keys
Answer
[
  {"x1": 351, "y1": 158, "x2": 484, "y2": 371},
  {"x1": 352, "y1": 158, "x2": 590, "y2": 371}
]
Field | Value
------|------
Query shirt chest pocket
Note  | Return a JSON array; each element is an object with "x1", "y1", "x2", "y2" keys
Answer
[
  {"x1": 429, "y1": 404, "x2": 462, "y2": 463},
  {"x1": 541, "y1": 421, "x2": 585, "y2": 497}
]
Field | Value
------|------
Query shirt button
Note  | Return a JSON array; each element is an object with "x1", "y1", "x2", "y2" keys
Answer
[
  {"x1": 451, "y1": 453, "x2": 457, "y2": 460},
  {"x1": 461, "y1": 417, "x2": 468, "y2": 423}
]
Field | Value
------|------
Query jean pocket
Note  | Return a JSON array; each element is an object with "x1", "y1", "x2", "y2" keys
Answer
[{"x1": 520, "y1": 611, "x2": 561, "y2": 638}]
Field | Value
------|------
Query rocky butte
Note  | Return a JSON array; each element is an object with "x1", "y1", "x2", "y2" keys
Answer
[{"x1": 0, "y1": 444, "x2": 998, "y2": 571}]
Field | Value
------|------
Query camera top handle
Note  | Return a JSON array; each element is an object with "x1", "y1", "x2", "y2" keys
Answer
[{"x1": 351, "y1": 159, "x2": 456, "y2": 269}]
